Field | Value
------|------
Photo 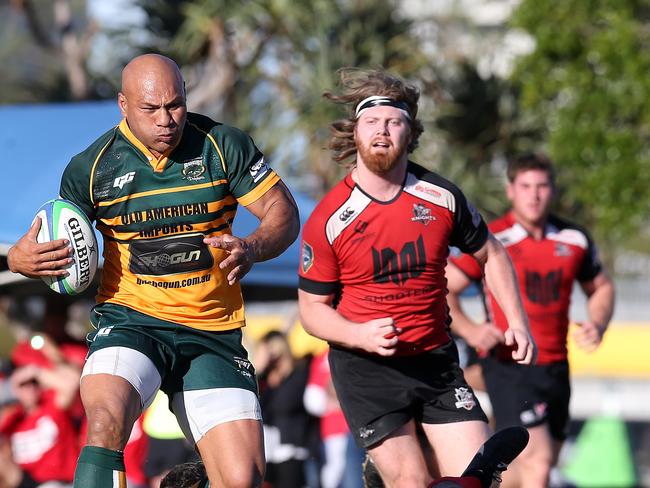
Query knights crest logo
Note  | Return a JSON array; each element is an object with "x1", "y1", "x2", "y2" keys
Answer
[
  {"x1": 554, "y1": 243, "x2": 572, "y2": 257},
  {"x1": 521, "y1": 402, "x2": 547, "y2": 424},
  {"x1": 182, "y1": 158, "x2": 206, "y2": 181},
  {"x1": 411, "y1": 203, "x2": 435, "y2": 225},
  {"x1": 454, "y1": 387, "x2": 477, "y2": 411}
]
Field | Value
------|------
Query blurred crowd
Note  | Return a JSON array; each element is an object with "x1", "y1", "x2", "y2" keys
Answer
[{"x1": 0, "y1": 296, "x2": 365, "y2": 488}]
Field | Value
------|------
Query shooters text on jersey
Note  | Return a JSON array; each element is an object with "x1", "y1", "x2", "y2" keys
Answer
[
  {"x1": 59, "y1": 113, "x2": 280, "y2": 330},
  {"x1": 299, "y1": 162, "x2": 488, "y2": 356}
]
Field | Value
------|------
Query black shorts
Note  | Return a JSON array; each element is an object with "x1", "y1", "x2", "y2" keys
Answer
[
  {"x1": 481, "y1": 356, "x2": 571, "y2": 441},
  {"x1": 329, "y1": 340, "x2": 487, "y2": 449}
]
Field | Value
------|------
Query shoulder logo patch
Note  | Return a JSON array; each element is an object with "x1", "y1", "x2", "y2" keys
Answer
[
  {"x1": 301, "y1": 242, "x2": 314, "y2": 273},
  {"x1": 467, "y1": 201, "x2": 482, "y2": 228},
  {"x1": 249, "y1": 157, "x2": 270, "y2": 183}
]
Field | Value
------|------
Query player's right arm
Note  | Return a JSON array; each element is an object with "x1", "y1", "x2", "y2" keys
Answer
[
  {"x1": 298, "y1": 194, "x2": 401, "y2": 356},
  {"x1": 7, "y1": 219, "x2": 72, "y2": 278},
  {"x1": 298, "y1": 289, "x2": 401, "y2": 356}
]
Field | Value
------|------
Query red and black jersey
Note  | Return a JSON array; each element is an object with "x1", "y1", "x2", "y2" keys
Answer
[
  {"x1": 452, "y1": 211, "x2": 603, "y2": 365},
  {"x1": 0, "y1": 391, "x2": 79, "y2": 483},
  {"x1": 299, "y1": 162, "x2": 488, "y2": 356}
]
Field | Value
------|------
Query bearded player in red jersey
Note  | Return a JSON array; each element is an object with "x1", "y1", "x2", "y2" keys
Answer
[
  {"x1": 297, "y1": 68, "x2": 536, "y2": 488},
  {"x1": 446, "y1": 153, "x2": 615, "y2": 488}
]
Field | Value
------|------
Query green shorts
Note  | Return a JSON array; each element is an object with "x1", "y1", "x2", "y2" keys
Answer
[{"x1": 87, "y1": 302, "x2": 258, "y2": 398}]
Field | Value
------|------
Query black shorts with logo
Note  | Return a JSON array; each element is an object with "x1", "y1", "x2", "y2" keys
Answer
[
  {"x1": 481, "y1": 356, "x2": 571, "y2": 441},
  {"x1": 329, "y1": 340, "x2": 487, "y2": 449}
]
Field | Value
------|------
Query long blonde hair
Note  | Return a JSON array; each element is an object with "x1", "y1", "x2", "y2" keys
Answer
[{"x1": 323, "y1": 68, "x2": 424, "y2": 167}]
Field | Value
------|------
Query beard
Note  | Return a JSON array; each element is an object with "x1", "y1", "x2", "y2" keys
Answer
[{"x1": 357, "y1": 139, "x2": 408, "y2": 175}]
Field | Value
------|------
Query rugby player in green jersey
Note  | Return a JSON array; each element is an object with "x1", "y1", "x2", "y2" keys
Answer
[{"x1": 8, "y1": 54, "x2": 300, "y2": 488}]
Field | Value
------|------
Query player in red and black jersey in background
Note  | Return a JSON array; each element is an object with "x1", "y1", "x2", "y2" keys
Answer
[
  {"x1": 447, "y1": 153, "x2": 615, "y2": 488},
  {"x1": 298, "y1": 68, "x2": 535, "y2": 488}
]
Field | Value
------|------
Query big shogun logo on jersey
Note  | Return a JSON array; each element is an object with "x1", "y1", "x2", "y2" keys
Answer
[
  {"x1": 128, "y1": 233, "x2": 214, "y2": 276},
  {"x1": 35, "y1": 198, "x2": 98, "y2": 295}
]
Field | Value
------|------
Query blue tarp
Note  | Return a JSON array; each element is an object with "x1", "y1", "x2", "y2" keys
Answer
[{"x1": 0, "y1": 101, "x2": 314, "y2": 287}]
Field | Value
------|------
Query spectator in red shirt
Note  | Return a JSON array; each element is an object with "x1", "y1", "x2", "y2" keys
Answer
[{"x1": 0, "y1": 360, "x2": 81, "y2": 485}]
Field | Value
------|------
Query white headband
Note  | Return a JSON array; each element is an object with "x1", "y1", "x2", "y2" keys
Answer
[{"x1": 354, "y1": 95, "x2": 412, "y2": 119}]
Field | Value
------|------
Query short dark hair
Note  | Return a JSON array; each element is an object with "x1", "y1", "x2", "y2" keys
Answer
[
  {"x1": 507, "y1": 153, "x2": 556, "y2": 186},
  {"x1": 160, "y1": 462, "x2": 207, "y2": 488}
]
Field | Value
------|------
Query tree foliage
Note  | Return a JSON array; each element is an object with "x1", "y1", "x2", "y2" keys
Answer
[
  {"x1": 131, "y1": 0, "x2": 430, "y2": 194},
  {"x1": 0, "y1": 0, "x2": 99, "y2": 102},
  {"x1": 3, "y1": 0, "x2": 647, "y2": 263},
  {"x1": 509, "y1": 0, "x2": 650, "y2": 254},
  {"x1": 425, "y1": 61, "x2": 544, "y2": 220}
]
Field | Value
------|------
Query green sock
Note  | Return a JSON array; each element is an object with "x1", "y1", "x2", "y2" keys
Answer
[{"x1": 73, "y1": 446, "x2": 126, "y2": 488}]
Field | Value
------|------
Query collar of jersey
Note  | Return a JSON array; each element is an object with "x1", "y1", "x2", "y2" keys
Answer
[
  {"x1": 506, "y1": 209, "x2": 551, "y2": 239},
  {"x1": 119, "y1": 119, "x2": 171, "y2": 173}
]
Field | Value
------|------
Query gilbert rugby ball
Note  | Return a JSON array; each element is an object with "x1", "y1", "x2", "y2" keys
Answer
[{"x1": 35, "y1": 198, "x2": 98, "y2": 295}]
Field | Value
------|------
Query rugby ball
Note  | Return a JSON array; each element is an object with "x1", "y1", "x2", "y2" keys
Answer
[{"x1": 34, "y1": 198, "x2": 98, "y2": 295}]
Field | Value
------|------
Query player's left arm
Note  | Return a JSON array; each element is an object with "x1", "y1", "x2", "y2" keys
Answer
[
  {"x1": 573, "y1": 272, "x2": 615, "y2": 352},
  {"x1": 204, "y1": 181, "x2": 300, "y2": 285},
  {"x1": 473, "y1": 234, "x2": 536, "y2": 365}
]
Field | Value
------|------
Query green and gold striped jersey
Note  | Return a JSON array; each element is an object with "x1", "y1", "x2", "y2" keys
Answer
[{"x1": 60, "y1": 113, "x2": 280, "y2": 331}]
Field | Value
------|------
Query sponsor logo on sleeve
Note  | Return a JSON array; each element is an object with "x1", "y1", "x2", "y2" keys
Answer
[
  {"x1": 301, "y1": 242, "x2": 314, "y2": 273},
  {"x1": 249, "y1": 157, "x2": 270, "y2": 183}
]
